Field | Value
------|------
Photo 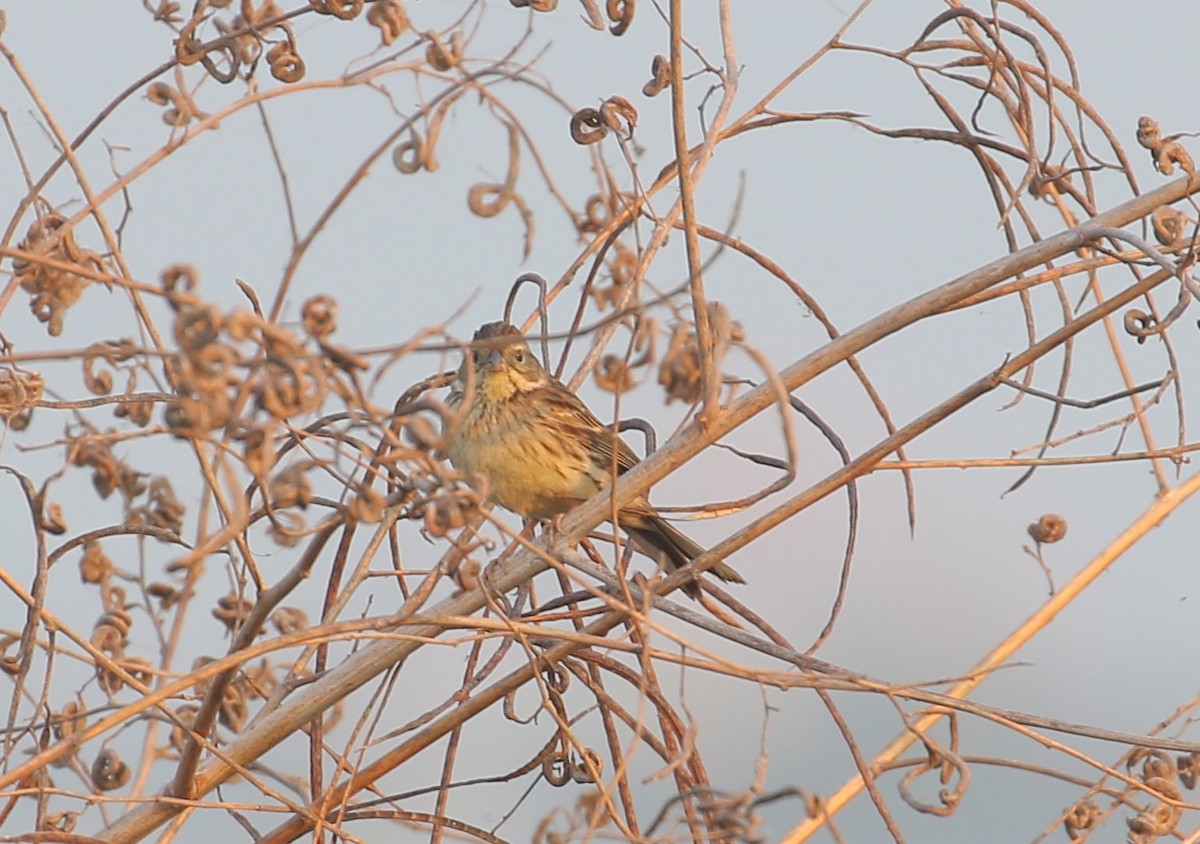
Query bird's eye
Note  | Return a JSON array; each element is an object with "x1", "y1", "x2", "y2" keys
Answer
[{"x1": 513, "y1": 349, "x2": 525, "y2": 363}]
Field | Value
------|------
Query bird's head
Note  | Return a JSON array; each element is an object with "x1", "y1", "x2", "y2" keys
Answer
[{"x1": 457, "y1": 321, "x2": 547, "y2": 402}]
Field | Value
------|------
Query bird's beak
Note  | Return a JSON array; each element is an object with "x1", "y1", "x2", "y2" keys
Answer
[{"x1": 486, "y1": 349, "x2": 505, "y2": 368}]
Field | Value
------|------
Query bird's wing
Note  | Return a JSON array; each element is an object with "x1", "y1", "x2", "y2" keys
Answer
[{"x1": 539, "y1": 380, "x2": 642, "y2": 475}]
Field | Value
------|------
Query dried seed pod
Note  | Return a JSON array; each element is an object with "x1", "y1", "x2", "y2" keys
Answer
[
  {"x1": 658, "y1": 325, "x2": 702, "y2": 404},
  {"x1": 42, "y1": 503, "x2": 67, "y2": 535},
  {"x1": 267, "y1": 40, "x2": 306, "y2": 83},
  {"x1": 1151, "y1": 205, "x2": 1188, "y2": 246},
  {"x1": 79, "y1": 542, "x2": 113, "y2": 584},
  {"x1": 606, "y1": 0, "x2": 633, "y2": 35},
  {"x1": 271, "y1": 606, "x2": 308, "y2": 635},
  {"x1": 1178, "y1": 752, "x2": 1200, "y2": 790},
  {"x1": 1137, "y1": 115, "x2": 1196, "y2": 176},
  {"x1": 0, "y1": 370, "x2": 44, "y2": 419},
  {"x1": 146, "y1": 581, "x2": 179, "y2": 610},
  {"x1": 599, "y1": 96, "x2": 637, "y2": 135},
  {"x1": 146, "y1": 477, "x2": 186, "y2": 533},
  {"x1": 267, "y1": 510, "x2": 306, "y2": 547},
  {"x1": 1063, "y1": 799, "x2": 1099, "y2": 840},
  {"x1": 348, "y1": 486, "x2": 384, "y2": 523},
  {"x1": 91, "y1": 749, "x2": 130, "y2": 791},
  {"x1": 122, "y1": 655, "x2": 154, "y2": 685},
  {"x1": 212, "y1": 593, "x2": 254, "y2": 634},
  {"x1": 1027, "y1": 513, "x2": 1067, "y2": 544},
  {"x1": 219, "y1": 685, "x2": 248, "y2": 731},
  {"x1": 51, "y1": 701, "x2": 87, "y2": 742},
  {"x1": 594, "y1": 355, "x2": 634, "y2": 394},
  {"x1": 571, "y1": 747, "x2": 604, "y2": 783},
  {"x1": 13, "y1": 213, "x2": 103, "y2": 336},
  {"x1": 367, "y1": 0, "x2": 409, "y2": 44},
  {"x1": 310, "y1": 0, "x2": 363, "y2": 19},
  {"x1": 643, "y1": 54, "x2": 670, "y2": 96},
  {"x1": 168, "y1": 703, "x2": 199, "y2": 754},
  {"x1": 42, "y1": 811, "x2": 78, "y2": 833},
  {"x1": 424, "y1": 493, "x2": 472, "y2": 537},
  {"x1": 270, "y1": 462, "x2": 314, "y2": 509},
  {"x1": 424, "y1": 31, "x2": 460, "y2": 70},
  {"x1": 452, "y1": 557, "x2": 480, "y2": 591},
  {"x1": 404, "y1": 414, "x2": 440, "y2": 450},
  {"x1": 301, "y1": 294, "x2": 338, "y2": 338}
]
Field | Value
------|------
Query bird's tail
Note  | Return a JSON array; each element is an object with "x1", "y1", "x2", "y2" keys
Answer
[{"x1": 624, "y1": 513, "x2": 745, "y2": 599}]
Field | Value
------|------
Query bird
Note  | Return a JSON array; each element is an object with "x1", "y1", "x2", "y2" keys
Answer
[{"x1": 446, "y1": 321, "x2": 744, "y2": 598}]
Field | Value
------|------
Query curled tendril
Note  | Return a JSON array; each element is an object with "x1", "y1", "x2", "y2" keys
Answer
[
  {"x1": 176, "y1": 0, "x2": 241, "y2": 83},
  {"x1": 543, "y1": 751, "x2": 571, "y2": 787},
  {"x1": 425, "y1": 31, "x2": 461, "y2": 71},
  {"x1": 643, "y1": 53, "x2": 670, "y2": 96},
  {"x1": 267, "y1": 36, "x2": 305, "y2": 83},
  {"x1": 309, "y1": 0, "x2": 362, "y2": 19},
  {"x1": 544, "y1": 665, "x2": 569, "y2": 694},
  {"x1": 1136, "y1": 116, "x2": 1196, "y2": 177},
  {"x1": 606, "y1": 0, "x2": 633, "y2": 35},
  {"x1": 1123, "y1": 308, "x2": 1157, "y2": 344},
  {"x1": 1028, "y1": 162, "x2": 1072, "y2": 200},
  {"x1": 161, "y1": 263, "x2": 198, "y2": 293},
  {"x1": 579, "y1": 194, "x2": 613, "y2": 233},
  {"x1": 82, "y1": 343, "x2": 130, "y2": 396},
  {"x1": 467, "y1": 182, "x2": 513, "y2": 216},
  {"x1": 897, "y1": 739, "x2": 969, "y2": 818},
  {"x1": 367, "y1": 0, "x2": 410, "y2": 44},
  {"x1": 570, "y1": 108, "x2": 607, "y2": 145},
  {"x1": 468, "y1": 121, "x2": 522, "y2": 217},
  {"x1": 571, "y1": 97, "x2": 636, "y2": 145},
  {"x1": 393, "y1": 130, "x2": 428, "y2": 174}
]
